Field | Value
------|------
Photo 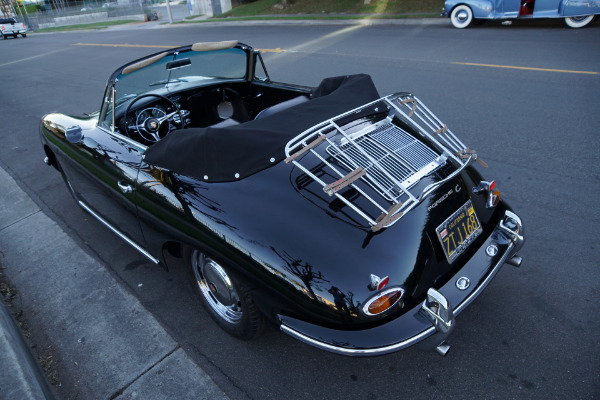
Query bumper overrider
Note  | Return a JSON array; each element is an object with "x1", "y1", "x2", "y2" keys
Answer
[{"x1": 278, "y1": 210, "x2": 524, "y2": 356}]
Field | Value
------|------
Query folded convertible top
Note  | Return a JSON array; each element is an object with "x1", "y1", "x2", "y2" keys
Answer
[{"x1": 143, "y1": 74, "x2": 380, "y2": 182}]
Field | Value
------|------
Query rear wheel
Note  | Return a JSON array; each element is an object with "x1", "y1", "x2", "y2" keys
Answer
[
  {"x1": 564, "y1": 15, "x2": 594, "y2": 28},
  {"x1": 450, "y1": 5, "x2": 474, "y2": 28},
  {"x1": 13, "y1": 34, "x2": 17, "y2": 38},
  {"x1": 185, "y1": 248, "x2": 263, "y2": 340},
  {"x1": 21, "y1": 33, "x2": 26, "y2": 38}
]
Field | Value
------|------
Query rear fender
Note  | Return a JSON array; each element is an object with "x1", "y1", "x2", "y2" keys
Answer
[{"x1": 559, "y1": 0, "x2": 600, "y2": 17}]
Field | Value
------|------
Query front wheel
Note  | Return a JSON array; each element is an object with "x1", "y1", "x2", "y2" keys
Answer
[
  {"x1": 185, "y1": 248, "x2": 263, "y2": 340},
  {"x1": 450, "y1": 5, "x2": 474, "y2": 28},
  {"x1": 564, "y1": 15, "x2": 594, "y2": 28}
]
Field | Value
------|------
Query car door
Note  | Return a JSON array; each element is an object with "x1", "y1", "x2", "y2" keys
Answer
[
  {"x1": 58, "y1": 123, "x2": 147, "y2": 252},
  {"x1": 501, "y1": 0, "x2": 522, "y2": 17},
  {"x1": 532, "y1": 0, "x2": 561, "y2": 17}
]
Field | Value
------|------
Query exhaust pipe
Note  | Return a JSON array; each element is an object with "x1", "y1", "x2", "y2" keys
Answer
[
  {"x1": 506, "y1": 255, "x2": 523, "y2": 268},
  {"x1": 435, "y1": 341, "x2": 451, "y2": 356}
]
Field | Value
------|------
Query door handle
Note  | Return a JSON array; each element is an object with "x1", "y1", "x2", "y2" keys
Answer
[{"x1": 117, "y1": 181, "x2": 134, "y2": 194}]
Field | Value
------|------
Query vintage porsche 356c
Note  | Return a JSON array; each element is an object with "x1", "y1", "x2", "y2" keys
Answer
[{"x1": 40, "y1": 41, "x2": 524, "y2": 356}]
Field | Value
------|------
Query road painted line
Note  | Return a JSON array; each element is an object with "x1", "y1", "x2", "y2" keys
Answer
[
  {"x1": 0, "y1": 48, "x2": 70, "y2": 68},
  {"x1": 74, "y1": 42, "x2": 287, "y2": 53},
  {"x1": 259, "y1": 48, "x2": 286, "y2": 53},
  {"x1": 452, "y1": 62, "x2": 598, "y2": 75},
  {"x1": 74, "y1": 42, "x2": 178, "y2": 48}
]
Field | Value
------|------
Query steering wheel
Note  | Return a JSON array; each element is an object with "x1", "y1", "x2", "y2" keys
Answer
[{"x1": 124, "y1": 93, "x2": 183, "y2": 142}]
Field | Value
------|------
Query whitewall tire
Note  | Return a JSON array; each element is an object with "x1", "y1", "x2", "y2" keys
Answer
[
  {"x1": 451, "y1": 5, "x2": 474, "y2": 29},
  {"x1": 564, "y1": 15, "x2": 594, "y2": 28}
]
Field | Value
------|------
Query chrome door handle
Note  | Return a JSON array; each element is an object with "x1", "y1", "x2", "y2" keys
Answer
[{"x1": 117, "y1": 181, "x2": 134, "y2": 194}]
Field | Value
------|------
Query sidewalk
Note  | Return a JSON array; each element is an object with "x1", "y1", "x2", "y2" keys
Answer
[{"x1": 0, "y1": 166, "x2": 228, "y2": 399}]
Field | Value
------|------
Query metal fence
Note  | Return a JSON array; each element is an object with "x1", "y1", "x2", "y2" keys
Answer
[{"x1": 3, "y1": 0, "x2": 152, "y2": 30}]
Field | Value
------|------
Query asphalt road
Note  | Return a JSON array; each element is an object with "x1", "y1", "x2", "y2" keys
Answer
[{"x1": 1, "y1": 21, "x2": 599, "y2": 399}]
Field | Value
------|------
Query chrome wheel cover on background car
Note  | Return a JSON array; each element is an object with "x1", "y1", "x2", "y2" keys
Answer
[
  {"x1": 191, "y1": 251, "x2": 243, "y2": 324},
  {"x1": 450, "y1": 5, "x2": 474, "y2": 28}
]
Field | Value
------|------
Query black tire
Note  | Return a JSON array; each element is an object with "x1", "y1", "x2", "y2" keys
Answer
[
  {"x1": 13, "y1": 34, "x2": 18, "y2": 38},
  {"x1": 2, "y1": 34, "x2": 7, "y2": 40},
  {"x1": 21, "y1": 33, "x2": 26, "y2": 38},
  {"x1": 184, "y1": 247, "x2": 263, "y2": 340}
]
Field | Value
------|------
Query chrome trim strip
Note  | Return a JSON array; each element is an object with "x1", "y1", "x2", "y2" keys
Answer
[
  {"x1": 279, "y1": 320, "x2": 435, "y2": 357},
  {"x1": 77, "y1": 200, "x2": 159, "y2": 264},
  {"x1": 279, "y1": 211, "x2": 523, "y2": 356},
  {"x1": 111, "y1": 86, "x2": 115, "y2": 130},
  {"x1": 454, "y1": 241, "x2": 514, "y2": 315},
  {"x1": 98, "y1": 126, "x2": 149, "y2": 152}
]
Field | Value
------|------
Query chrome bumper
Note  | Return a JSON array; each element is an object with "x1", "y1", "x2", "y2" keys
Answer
[
  {"x1": 279, "y1": 209, "x2": 525, "y2": 356},
  {"x1": 3, "y1": 29, "x2": 25, "y2": 34}
]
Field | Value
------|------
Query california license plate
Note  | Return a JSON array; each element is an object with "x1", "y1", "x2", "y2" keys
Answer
[{"x1": 436, "y1": 200, "x2": 482, "y2": 263}]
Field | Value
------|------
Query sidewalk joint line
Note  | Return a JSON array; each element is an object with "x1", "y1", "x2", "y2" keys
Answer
[
  {"x1": 0, "y1": 210, "x2": 42, "y2": 233},
  {"x1": 107, "y1": 345, "x2": 181, "y2": 400}
]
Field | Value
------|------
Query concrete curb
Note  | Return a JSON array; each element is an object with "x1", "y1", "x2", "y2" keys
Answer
[
  {"x1": 0, "y1": 298, "x2": 55, "y2": 400},
  {"x1": 0, "y1": 166, "x2": 228, "y2": 399}
]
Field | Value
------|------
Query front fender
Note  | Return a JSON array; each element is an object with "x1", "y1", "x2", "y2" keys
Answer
[{"x1": 445, "y1": 0, "x2": 495, "y2": 18}]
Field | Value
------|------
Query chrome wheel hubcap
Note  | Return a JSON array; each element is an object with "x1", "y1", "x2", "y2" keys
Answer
[{"x1": 192, "y1": 252, "x2": 243, "y2": 324}]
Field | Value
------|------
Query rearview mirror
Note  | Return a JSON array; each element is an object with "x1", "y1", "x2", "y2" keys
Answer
[{"x1": 166, "y1": 58, "x2": 191, "y2": 70}]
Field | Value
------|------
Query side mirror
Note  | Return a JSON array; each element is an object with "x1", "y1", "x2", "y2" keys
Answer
[{"x1": 65, "y1": 126, "x2": 83, "y2": 143}]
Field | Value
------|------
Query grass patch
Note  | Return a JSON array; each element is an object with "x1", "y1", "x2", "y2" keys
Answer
[
  {"x1": 35, "y1": 19, "x2": 140, "y2": 33},
  {"x1": 177, "y1": 13, "x2": 438, "y2": 24},
  {"x1": 220, "y1": 0, "x2": 442, "y2": 17}
]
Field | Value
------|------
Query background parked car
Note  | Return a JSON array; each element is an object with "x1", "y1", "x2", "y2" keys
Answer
[
  {"x1": 0, "y1": 17, "x2": 27, "y2": 39},
  {"x1": 443, "y1": 0, "x2": 600, "y2": 28}
]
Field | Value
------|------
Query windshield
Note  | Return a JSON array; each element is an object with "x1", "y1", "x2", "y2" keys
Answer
[{"x1": 113, "y1": 47, "x2": 248, "y2": 107}]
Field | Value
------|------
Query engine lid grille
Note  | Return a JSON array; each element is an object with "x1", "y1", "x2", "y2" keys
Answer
[{"x1": 327, "y1": 123, "x2": 441, "y2": 202}]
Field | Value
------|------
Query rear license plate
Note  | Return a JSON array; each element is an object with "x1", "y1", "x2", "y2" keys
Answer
[{"x1": 436, "y1": 200, "x2": 482, "y2": 263}]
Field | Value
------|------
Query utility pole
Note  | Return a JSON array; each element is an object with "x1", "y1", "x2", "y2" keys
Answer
[{"x1": 165, "y1": 0, "x2": 173, "y2": 23}]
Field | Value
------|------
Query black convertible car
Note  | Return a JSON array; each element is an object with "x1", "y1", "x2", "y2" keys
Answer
[{"x1": 40, "y1": 41, "x2": 524, "y2": 356}]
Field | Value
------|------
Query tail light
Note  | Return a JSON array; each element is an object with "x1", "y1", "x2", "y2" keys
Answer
[
  {"x1": 362, "y1": 288, "x2": 404, "y2": 316},
  {"x1": 473, "y1": 180, "x2": 500, "y2": 208}
]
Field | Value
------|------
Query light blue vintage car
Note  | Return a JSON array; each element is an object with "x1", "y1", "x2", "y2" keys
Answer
[{"x1": 443, "y1": 0, "x2": 600, "y2": 28}]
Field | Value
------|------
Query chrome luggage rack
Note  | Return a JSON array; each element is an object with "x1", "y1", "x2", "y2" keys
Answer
[{"x1": 284, "y1": 93, "x2": 483, "y2": 232}]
